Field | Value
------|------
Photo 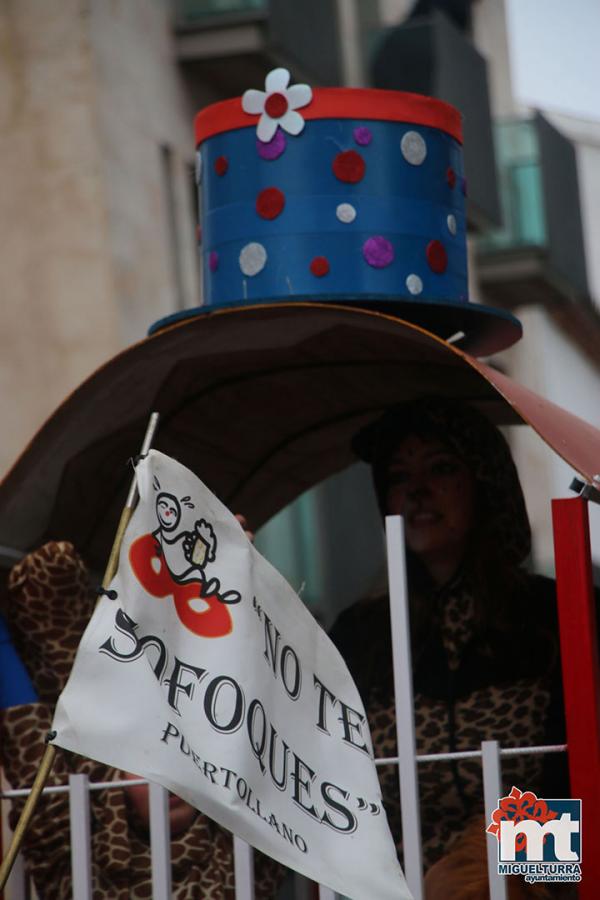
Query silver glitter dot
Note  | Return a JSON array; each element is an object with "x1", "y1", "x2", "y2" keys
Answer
[
  {"x1": 447, "y1": 214, "x2": 457, "y2": 235},
  {"x1": 336, "y1": 203, "x2": 356, "y2": 223},
  {"x1": 195, "y1": 150, "x2": 202, "y2": 185},
  {"x1": 239, "y1": 242, "x2": 267, "y2": 276},
  {"x1": 400, "y1": 131, "x2": 427, "y2": 166},
  {"x1": 406, "y1": 274, "x2": 423, "y2": 295}
]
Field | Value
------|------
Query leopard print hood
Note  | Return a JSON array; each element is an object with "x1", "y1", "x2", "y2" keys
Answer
[{"x1": 353, "y1": 395, "x2": 531, "y2": 567}]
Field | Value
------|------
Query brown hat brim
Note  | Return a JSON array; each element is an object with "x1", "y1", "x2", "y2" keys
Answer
[{"x1": 0, "y1": 303, "x2": 597, "y2": 573}]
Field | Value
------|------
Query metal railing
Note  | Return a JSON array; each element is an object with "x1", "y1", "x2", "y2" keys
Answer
[{"x1": 1, "y1": 740, "x2": 567, "y2": 900}]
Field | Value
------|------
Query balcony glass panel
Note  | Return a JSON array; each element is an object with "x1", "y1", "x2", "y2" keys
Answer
[
  {"x1": 255, "y1": 465, "x2": 385, "y2": 628},
  {"x1": 255, "y1": 491, "x2": 323, "y2": 615},
  {"x1": 479, "y1": 119, "x2": 546, "y2": 251}
]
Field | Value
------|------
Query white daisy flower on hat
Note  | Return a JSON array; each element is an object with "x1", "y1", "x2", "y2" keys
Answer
[{"x1": 242, "y1": 68, "x2": 313, "y2": 143}]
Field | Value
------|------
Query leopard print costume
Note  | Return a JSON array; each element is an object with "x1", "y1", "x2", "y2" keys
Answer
[
  {"x1": 333, "y1": 396, "x2": 570, "y2": 891},
  {"x1": 0, "y1": 542, "x2": 282, "y2": 899},
  {"x1": 331, "y1": 580, "x2": 564, "y2": 872}
]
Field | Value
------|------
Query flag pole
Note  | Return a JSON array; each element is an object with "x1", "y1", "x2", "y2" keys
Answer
[
  {"x1": 102, "y1": 411, "x2": 160, "y2": 590},
  {"x1": 0, "y1": 411, "x2": 160, "y2": 891}
]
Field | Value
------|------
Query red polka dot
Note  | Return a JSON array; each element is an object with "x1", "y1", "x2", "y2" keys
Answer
[
  {"x1": 196, "y1": 225, "x2": 202, "y2": 244},
  {"x1": 426, "y1": 240, "x2": 448, "y2": 274},
  {"x1": 256, "y1": 187, "x2": 285, "y2": 220},
  {"x1": 264, "y1": 92, "x2": 288, "y2": 119},
  {"x1": 310, "y1": 256, "x2": 330, "y2": 277},
  {"x1": 332, "y1": 150, "x2": 366, "y2": 184},
  {"x1": 446, "y1": 167, "x2": 456, "y2": 188},
  {"x1": 215, "y1": 156, "x2": 228, "y2": 176}
]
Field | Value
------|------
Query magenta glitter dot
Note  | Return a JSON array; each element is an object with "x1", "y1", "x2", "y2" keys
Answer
[
  {"x1": 209, "y1": 250, "x2": 219, "y2": 273},
  {"x1": 353, "y1": 126, "x2": 372, "y2": 146},
  {"x1": 363, "y1": 236, "x2": 394, "y2": 268},
  {"x1": 257, "y1": 128, "x2": 286, "y2": 161}
]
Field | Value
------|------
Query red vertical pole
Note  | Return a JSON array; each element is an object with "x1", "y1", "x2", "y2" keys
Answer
[{"x1": 552, "y1": 497, "x2": 600, "y2": 896}]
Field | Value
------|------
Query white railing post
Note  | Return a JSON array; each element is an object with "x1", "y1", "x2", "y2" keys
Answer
[
  {"x1": 385, "y1": 515, "x2": 424, "y2": 900},
  {"x1": 149, "y1": 781, "x2": 172, "y2": 899},
  {"x1": 68, "y1": 773, "x2": 92, "y2": 900},
  {"x1": 481, "y1": 741, "x2": 508, "y2": 900},
  {"x1": 233, "y1": 834, "x2": 255, "y2": 900}
]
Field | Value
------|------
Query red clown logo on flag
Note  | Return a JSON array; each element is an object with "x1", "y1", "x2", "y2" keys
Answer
[{"x1": 129, "y1": 479, "x2": 241, "y2": 638}]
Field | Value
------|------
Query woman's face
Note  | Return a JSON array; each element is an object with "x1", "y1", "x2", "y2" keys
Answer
[{"x1": 385, "y1": 434, "x2": 476, "y2": 583}]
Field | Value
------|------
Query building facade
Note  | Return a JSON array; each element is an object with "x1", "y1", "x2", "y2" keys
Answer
[{"x1": 1, "y1": 0, "x2": 599, "y2": 603}]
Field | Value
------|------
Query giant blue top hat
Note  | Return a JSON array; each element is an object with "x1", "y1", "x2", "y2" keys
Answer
[
  {"x1": 152, "y1": 68, "x2": 521, "y2": 356},
  {"x1": 0, "y1": 73, "x2": 532, "y2": 572}
]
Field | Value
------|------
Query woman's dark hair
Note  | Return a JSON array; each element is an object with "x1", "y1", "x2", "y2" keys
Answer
[{"x1": 353, "y1": 396, "x2": 533, "y2": 649}]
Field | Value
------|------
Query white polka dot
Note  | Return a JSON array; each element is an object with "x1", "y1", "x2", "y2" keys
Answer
[
  {"x1": 239, "y1": 242, "x2": 267, "y2": 276},
  {"x1": 406, "y1": 274, "x2": 423, "y2": 295},
  {"x1": 195, "y1": 150, "x2": 202, "y2": 185},
  {"x1": 447, "y1": 214, "x2": 457, "y2": 235},
  {"x1": 336, "y1": 203, "x2": 356, "y2": 223},
  {"x1": 401, "y1": 131, "x2": 427, "y2": 166}
]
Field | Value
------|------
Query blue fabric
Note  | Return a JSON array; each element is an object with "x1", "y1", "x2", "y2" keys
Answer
[
  {"x1": 206, "y1": 194, "x2": 463, "y2": 244},
  {"x1": 200, "y1": 118, "x2": 467, "y2": 309},
  {"x1": 0, "y1": 612, "x2": 37, "y2": 708}
]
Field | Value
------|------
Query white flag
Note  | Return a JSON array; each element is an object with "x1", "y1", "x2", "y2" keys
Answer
[{"x1": 52, "y1": 450, "x2": 411, "y2": 900}]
